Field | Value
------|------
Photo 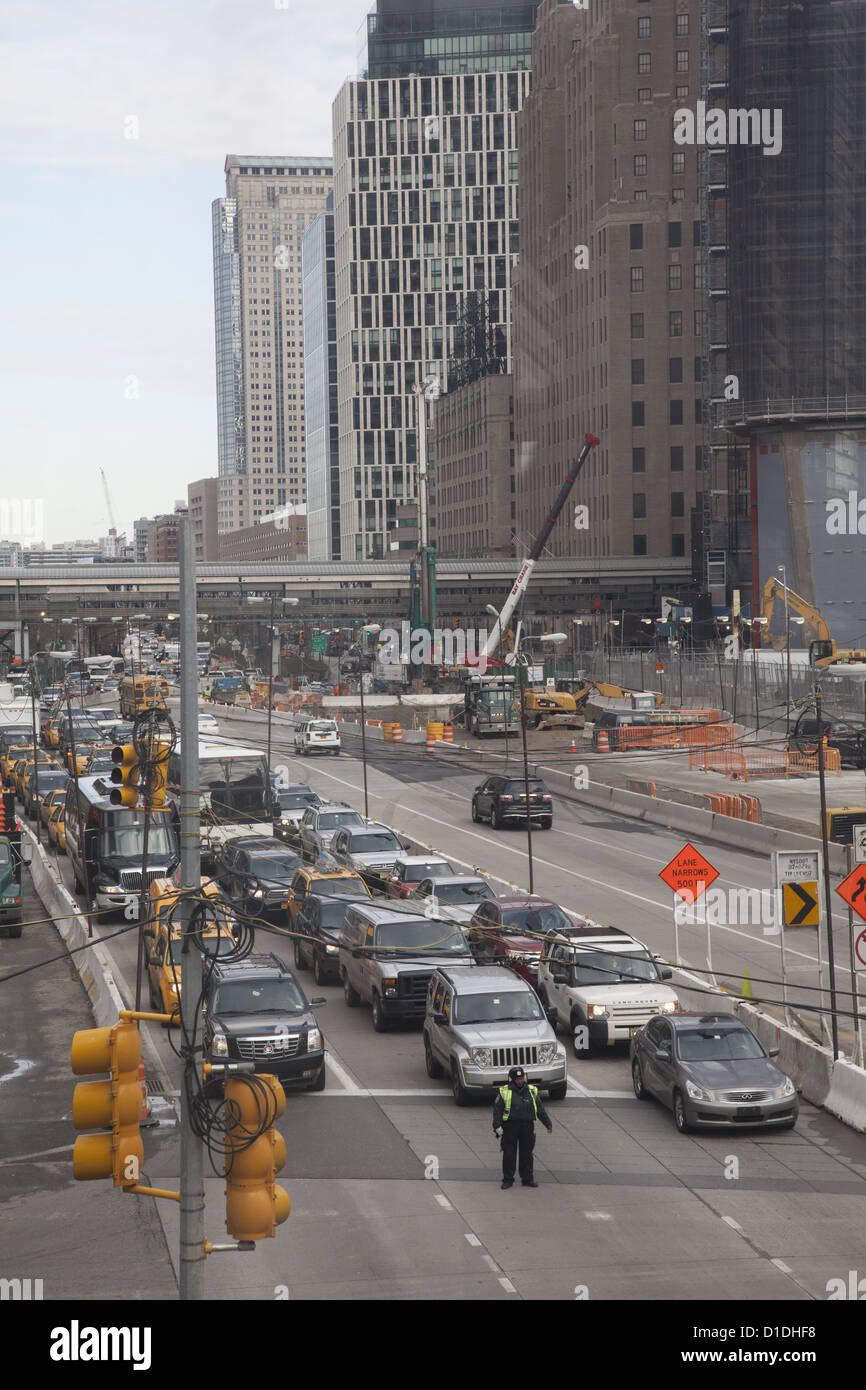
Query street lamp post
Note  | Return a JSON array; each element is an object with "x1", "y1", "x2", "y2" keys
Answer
[
  {"x1": 359, "y1": 624, "x2": 381, "y2": 819},
  {"x1": 777, "y1": 564, "x2": 792, "y2": 736}
]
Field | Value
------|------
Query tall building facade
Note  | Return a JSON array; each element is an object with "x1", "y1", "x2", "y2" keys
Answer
[
  {"x1": 212, "y1": 157, "x2": 334, "y2": 534},
  {"x1": 187, "y1": 478, "x2": 219, "y2": 562},
  {"x1": 513, "y1": 0, "x2": 702, "y2": 573},
  {"x1": 434, "y1": 371, "x2": 515, "y2": 556},
  {"x1": 332, "y1": 1, "x2": 537, "y2": 561},
  {"x1": 302, "y1": 197, "x2": 341, "y2": 560}
]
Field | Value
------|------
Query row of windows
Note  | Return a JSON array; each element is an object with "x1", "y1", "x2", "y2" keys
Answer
[
  {"x1": 636, "y1": 14, "x2": 690, "y2": 37},
  {"x1": 354, "y1": 150, "x2": 517, "y2": 192},
  {"x1": 352, "y1": 72, "x2": 529, "y2": 122},
  {"x1": 631, "y1": 311, "x2": 706, "y2": 339},
  {"x1": 632, "y1": 446, "x2": 703, "y2": 474},
  {"x1": 352, "y1": 255, "x2": 510, "y2": 308},
  {"x1": 636, "y1": 51, "x2": 690, "y2": 75},
  {"x1": 633, "y1": 534, "x2": 686, "y2": 557},
  {"x1": 631, "y1": 400, "x2": 703, "y2": 426},
  {"x1": 631, "y1": 358, "x2": 702, "y2": 384},
  {"x1": 632, "y1": 492, "x2": 687, "y2": 518},
  {"x1": 347, "y1": 115, "x2": 517, "y2": 161}
]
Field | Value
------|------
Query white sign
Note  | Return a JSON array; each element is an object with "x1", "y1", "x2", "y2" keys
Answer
[
  {"x1": 852, "y1": 824, "x2": 866, "y2": 864},
  {"x1": 546, "y1": 677, "x2": 556, "y2": 689},
  {"x1": 855, "y1": 928, "x2": 866, "y2": 971},
  {"x1": 774, "y1": 850, "x2": 821, "y2": 883}
]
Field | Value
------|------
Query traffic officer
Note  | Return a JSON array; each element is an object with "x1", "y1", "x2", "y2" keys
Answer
[{"x1": 493, "y1": 1066, "x2": 553, "y2": 1189}]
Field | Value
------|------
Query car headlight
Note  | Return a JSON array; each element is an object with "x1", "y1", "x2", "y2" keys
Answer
[
  {"x1": 659, "y1": 1000, "x2": 679, "y2": 1013},
  {"x1": 685, "y1": 1079, "x2": 712, "y2": 1101},
  {"x1": 211, "y1": 1030, "x2": 228, "y2": 1057},
  {"x1": 778, "y1": 1077, "x2": 795, "y2": 1098},
  {"x1": 168, "y1": 983, "x2": 179, "y2": 995},
  {"x1": 251, "y1": 888, "x2": 263, "y2": 899},
  {"x1": 101, "y1": 884, "x2": 125, "y2": 895},
  {"x1": 382, "y1": 976, "x2": 398, "y2": 997},
  {"x1": 537, "y1": 1043, "x2": 557, "y2": 1064},
  {"x1": 471, "y1": 1047, "x2": 492, "y2": 1067},
  {"x1": 587, "y1": 1005, "x2": 608, "y2": 1019},
  {"x1": 325, "y1": 944, "x2": 339, "y2": 954},
  {"x1": 307, "y1": 1027, "x2": 322, "y2": 1052}
]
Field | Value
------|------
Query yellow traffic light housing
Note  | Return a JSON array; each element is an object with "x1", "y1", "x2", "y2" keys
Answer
[
  {"x1": 142, "y1": 741, "x2": 170, "y2": 810},
  {"x1": 71, "y1": 1019, "x2": 143, "y2": 1188},
  {"x1": 109, "y1": 744, "x2": 140, "y2": 809},
  {"x1": 224, "y1": 1073, "x2": 291, "y2": 1242}
]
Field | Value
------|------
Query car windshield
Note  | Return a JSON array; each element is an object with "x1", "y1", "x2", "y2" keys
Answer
[
  {"x1": 433, "y1": 881, "x2": 494, "y2": 903},
  {"x1": 505, "y1": 781, "x2": 547, "y2": 795},
  {"x1": 99, "y1": 825, "x2": 176, "y2": 859},
  {"x1": 454, "y1": 991, "x2": 542, "y2": 1023},
  {"x1": 318, "y1": 811, "x2": 363, "y2": 830},
  {"x1": 569, "y1": 950, "x2": 660, "y2": 985},
  {"x1": 374, "y1": 920, "x2": 468, "y2": 952},
  {"x1": 348, "y1": 831, "x2": 401, "y2": 852},
  {"x1": 404, "y1": 861, "x2": 453, "y2": 880},
  {"x1": 0, "y1": 842, "x2": 10, "y2": 867},
  {"x1": 212, "y1": 979, "x2": 307, "y2": 1014},
  {"x1": 316, "y1": 877, "x2": 369, "y2": 899},
  {"x1": 249, "y1": 854, "x2": 299, "y2": 878},
  {"x1": 677, "y1": 1028, "x2": 766, "y2": 1062},
  {"x1": 308, "y1": 721, "x2": 336, "y2": 733},
  {"x1": 314, "y1": 900, "x2": 350, "y2": 930},
  {"x1": 278, "y1": 792, "x2": 317, "y2": 810},
  {"x1": 502, "y1": 905, "x2": 570, "y2": 933}
]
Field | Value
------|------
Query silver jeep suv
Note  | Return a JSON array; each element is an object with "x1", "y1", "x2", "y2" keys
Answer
[{"x1": 423, "y1": 965, "x2": 567, "y2": 1106}]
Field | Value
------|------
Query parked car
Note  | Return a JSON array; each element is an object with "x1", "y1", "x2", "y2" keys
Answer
[
  {"x1": 294, "y1": 717, "x2": 341, "y2": 756},
  {"x1": 423, "y1": 965, "x2": 567, "y2": 1105},
  {"x1": 788, "y1": 711, "x2": 866, "y2": 769},
  {"x1": 537, "y1": 922, "x2": 678, "y2": 1057},
  {"x1": 340, "y1": 902, "x2": 474, "y2": 1032},
  {"x1": 384, "y1": 855, "x2": 455, "y2": 898},
  {"x1": 298, "y1": 803, "x2": 365, "y2": 861},
  {"x1": 293, "y1": 893, "x2": 349, "y2": 985},
  {"x1": 471, "y1": 775, "x2": 553, "y2": 830},
  {"x1": 330, "y1": 823, "x2": 407, "y2": 879},
  {"x1": 467, "y1": 896, "x2": 574, "y2": 982},
  {"x1": 408, "y1": 875, "x2": 495, "y2": 925},
  {"x1": 630, "y1": 1012, "x2": 798, "y2": 1133},
  {"x1": 202, "y1": 952, "x2": 326, "y2": 1091}
]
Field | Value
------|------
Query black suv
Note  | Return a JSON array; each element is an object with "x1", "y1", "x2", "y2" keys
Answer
[
  {"x1": 220, "y1": 842, "x2": 304, "y2": 919},
  {"x1": 471, "y1": 775, "x2": 553, "y2": 830},
  {"x1": 202, "y1": 952, "x2": 326, "y2": 1091},
  {"x1": 788, "y1": 712, "x2": 866, "y2": 769},
  {"x1": 293, "y1": 892, "x2": 350, "y2": 985}
]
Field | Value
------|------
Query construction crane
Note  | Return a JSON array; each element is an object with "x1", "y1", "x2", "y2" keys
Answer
[{"x1": 99, "y1": 468, "x2": 118, "y2": 534}]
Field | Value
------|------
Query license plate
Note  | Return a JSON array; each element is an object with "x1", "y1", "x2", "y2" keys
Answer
[{"x1": 736, "y1": 1107, "x2": 763, "y2": 1120}]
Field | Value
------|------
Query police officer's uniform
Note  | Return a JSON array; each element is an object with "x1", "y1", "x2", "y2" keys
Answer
[{"x1": 493, "y1": 1066, "x2": 553, "y2": 1188}]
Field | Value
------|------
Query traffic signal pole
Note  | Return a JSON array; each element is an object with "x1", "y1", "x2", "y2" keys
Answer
[{"x1": 178, "y1": 517, "x2": 205, "y2": 1299}]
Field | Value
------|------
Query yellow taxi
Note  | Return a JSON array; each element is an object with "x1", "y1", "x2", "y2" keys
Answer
[
  {"x1": 48, "y1": 801, "x2": 67, "y2": 852},
  {"x1": 40, "y1": 786, "x2": 67, "y2": 830},
  {"x1": 45, "y1": 717, "x2": 65, "y2": 750},
  {"x1": 2, "y1": 744, "x2": 33, "y2": 783},
  {"x1": 66, "y1": 743, "x2": 113, "y2": 776},
  {"x1": 144, "y1": 876, "x2": 238, "y2": 1025},
  {"x1": 13, "y1": 754, "x2": 55, "y2": 799},
  {"x1": 288, "y1": 854, "x2": 373, "y2": 929}
]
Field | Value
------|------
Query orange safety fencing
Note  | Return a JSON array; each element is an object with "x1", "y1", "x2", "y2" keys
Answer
[
  {"x1": 616, "y1": 722, "x2": 739, "y2": 751},
  {"x1": 688, "y1": 747, "x2": 842, "y2": 781}
]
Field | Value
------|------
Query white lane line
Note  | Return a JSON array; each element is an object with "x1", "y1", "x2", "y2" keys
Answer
[
  {"x1": 324, "y1": 1050, "x2": 364, "y2": 1094},
  {"x1": 435, "y1": 1194, "x2": 453, "y2": 1210},
  {"x1": 721, "y1": 1215, "x2": 743, "y2": 1232},
  {"x1": 482, "y1": 1253, "x2": 500, "y2": 1273},
  {"x1": 584, "y1": 1211, "x2": 613, "y2": 1221},
  {"x1": 771, "y1": 1258, "x2": 793, "y2": 1274},
  {"x1": 499, "y1": 1276, "x2": 518, "y2": 1294},
  {"x1": 464, "y1": 1233, "x2": 482, "y2": 1247}
]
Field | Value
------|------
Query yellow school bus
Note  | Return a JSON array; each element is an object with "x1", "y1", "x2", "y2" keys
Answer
[{"x1": 119, "y1": 675, "x2": 168, "y2": 720}]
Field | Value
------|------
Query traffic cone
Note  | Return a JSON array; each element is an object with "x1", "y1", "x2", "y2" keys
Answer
[
  {"x1": 570, "y1": 737, "x2": 577, "y2": 752},
  {"x1": 741, "y1": 969, "x2": 753, "y2": 1000}
]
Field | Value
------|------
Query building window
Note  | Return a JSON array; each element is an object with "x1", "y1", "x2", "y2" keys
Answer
[
  {"x1": 672, "y1": 187, "x2": 685, "y2": 202},
  {"x1": 632, "y1": 447, "x2": 646, "y2": 473},
  {"x1": 638, "y1": 53, "x2": 651, "y2": 74},
  {"x1": 635, "y1": 189, "x2": 648, "y2": 201},
  {"x1": 638, "y1": 17, "x2": 651, "y2": 38},
  {"x1": 672, "y1": 152, "x2": 685, "y2": 174},
  {"x1": 675, "y1": 51, "x2": 689, "y2": 72},
  {"x1": 630, "y1": 223, "x2": 644, "y2": 250},
  {"x1": 695, "y1": 397, "x2": 703, "y2": 424},
  {"x1": 633, "y1": 119, "x2": 647, "y2": 140},
  {"x1": 670, "y1": 400, "x2": 683, "y2": 425},
  {"x1": 694, "y1": 261, "x2": 704, "y2": 289},
  {"x1": 694, "y1": 356, "x2": 703, "y2": 381},
  {"x1": 634, "y1": 154, "x2": 648, "y2": 176},
  {"x1": 634, "y1": 534, "x2": 647, "y2": 555},
  {"x1": 671, "y1": 534, "x2": 686, "y2": 556},
  {"x1": 695, "y1": 309, "x2": 708, "y2": 334},
  {"x1": 631, "y1": 267, "x2": 644, "y2": 292},
  {"x1": 669, "y1": 357, "x2": 683, "y2": 382},
  {"x1": 633, "y1": 493, "x2": 646, "y2": 518},
  {"x1": 669, "y1": 311, "x2": 683, "y2": 337},
  {"x1": 670, "y1": 445, "x2": 684, "y2": 471},
  {"x1": 638, "y1": 88, "x2": 652, "y2": 103},
  {"x1": 668, "y1": 264, "x2": 683, "y2": 290},
  {"x1": 632, "y1": 402, "x2": 645, "y2": 427},
  {"x1": 631, "y1": 358, "x2": 645, "y2": 384},
  {"x1": 631, "y1": 313, "x2": 645, "y2": 339},
  {"x1": 676, "y1": 84, "x2": 689, "y2": 99},
  {"x1": 668, "y1": 222, "x2": 682, "y2": 248},
  {"x1": 671, "y1": 492, "x2": 685, "y2": 517},
  {"x1": 676, "y1": 14, "x2": 689, "y2": 35}
]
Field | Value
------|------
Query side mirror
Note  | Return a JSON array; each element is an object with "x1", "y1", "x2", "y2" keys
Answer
[
  {"x1": 660, "y1": 969, "x2": 673, "y2": 980},
  {"x1": 401, "y1": 839, "x2": 412, "y2": 852},
  {"x1": 310, "y1": 997, "x2": 327, "y2": 1008},
  {"x1": 654, "y1": 1048, "x2": 671, "y2": 1062},
  {"x1": 768, "y1": 1046, "x2": 780, "y2": 1058}
]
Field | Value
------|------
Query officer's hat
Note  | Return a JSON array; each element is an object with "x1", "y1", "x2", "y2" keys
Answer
[{"x1": 508, "y1": 1066, "x2": 526, "y2": 1081}]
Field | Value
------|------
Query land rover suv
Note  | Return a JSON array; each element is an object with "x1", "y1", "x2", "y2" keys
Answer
[
  {"x1": 537, "y1": 923, "x2": 679, "y2": 1057},
  {"x1": 423, "y1": 966, "x2": 567, "y2": 1106},
  {"x1": 202, "y1": 952, "x2": 327, "y2": 1091},
  {"x1": 339, "y1": 902, "x2": 474, "y2": 1032}
]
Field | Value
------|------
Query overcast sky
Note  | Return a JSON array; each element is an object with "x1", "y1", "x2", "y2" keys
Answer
[{"x1": 0, "y1": 0, "x2": 367, "y2": 544}]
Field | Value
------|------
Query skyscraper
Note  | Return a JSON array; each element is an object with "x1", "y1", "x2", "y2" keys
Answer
[
  {"x1": 302, "y1": 196, "x2": 341, "y2": 560},
  {"x1": 331, "y1": 0, "x2": 537, "y2": 561},
  {"x1": 212, "y1": 157, "x2": 333, "y2": 535}
]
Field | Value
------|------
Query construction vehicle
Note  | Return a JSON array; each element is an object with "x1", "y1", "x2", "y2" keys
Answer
[
  {"x1": 522, "y1": 683, "x2": 590, "y2": 730},
  {"x1": 760, "y1": 578, "x2": 866, "y2": 671},
  {"x1": 463, "y1": 674, "x2": 520, "y2": 736}
]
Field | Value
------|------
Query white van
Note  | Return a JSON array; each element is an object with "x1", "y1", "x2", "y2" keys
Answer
[{"x1": 295, "y1": 717, "x2": 341, "y2": 756}]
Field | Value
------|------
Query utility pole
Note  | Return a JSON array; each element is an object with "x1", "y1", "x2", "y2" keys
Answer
[
  {"x1": 29, "y1": 652, "x2": 41, "y2": 845},
  {"x1": 517, "y1": 659, "x2": 534, "y2": 896},
  {"x1": 815, "y1": 685, "x2": 840, "y2": 1059},
  {"x1": 178, "y1": 516, "x2": 204, "y2": 1299},
  {"x1": 414, "y1": 380, "x2": 437, "y2": 683}
]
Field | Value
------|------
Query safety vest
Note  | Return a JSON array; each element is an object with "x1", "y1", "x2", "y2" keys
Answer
[{"x1": 499, "y1": 1084, "x2": 539, "y2": 1122}]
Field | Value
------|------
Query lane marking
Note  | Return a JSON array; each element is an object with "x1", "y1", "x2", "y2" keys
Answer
[
  {"x1": 499, "y1": 1276, "x2": 518, "y2": 1294},
  {"x1": 482, "y1": 1253, "x2": 500, "y2": 1272},
  {"x1": 435, "y1": 1194, "x2": 453, "y2": 1210},
  {"x1": 721, "y1": 1214, "x2": 743, "y2": 1231},
  {"x1": 584, "y1": 1211, "x2": 613, "y2": 1221},
  {"x1": 771, "y1": 1258, "x2": 793, "y2": 1274},
  {"x1": 465, "y1": 1233, "x2": 482, "y2": 1247},
  {"x1": 324, "y1": 1050, "x2": 363, "y2": 1094}
]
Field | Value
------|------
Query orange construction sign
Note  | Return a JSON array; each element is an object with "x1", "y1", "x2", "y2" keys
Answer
[
  {"x1": 836, "y1": 866, "x2": 866, "y2": 924},
  {"x1": 659, "y1": 843, "x2": 720, "y2": 903}
]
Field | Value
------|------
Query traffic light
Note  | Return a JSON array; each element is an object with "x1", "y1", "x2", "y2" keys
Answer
[
  {"x1": 143, "y1": 746, "x2": 169, "y2": 810},
  {"x1": 71, "y1": 1019, "x2": 143, "y2": 1188},
  {"x1": 110, "y1": 744, "x2": 140, "y2": 808},
  {"x1": 223, "y1": 1073, "x2": 290, "y2": 1242}
]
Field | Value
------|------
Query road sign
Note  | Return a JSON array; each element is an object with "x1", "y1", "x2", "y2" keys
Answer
[
  {"x1": 311, "y1": 635, "x2": 326, "y2": 654},
  {"x1": 852, "y1": 824, "x2": 866, "y2": 864},
  {"x1": 836, "y1": 865, "x2": 866, "y2": 924},
  {"x1": 854, "y1": 929, "x2": 866, "y2": 971},
  {"x1": 773, "y1": 851, "x2": 821, "y2": 928},
  {"x1": 659, "y1": 843, "x2": 719, "y2": 902}
]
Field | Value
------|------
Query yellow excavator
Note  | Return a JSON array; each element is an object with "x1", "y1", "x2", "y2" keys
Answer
[{"x1": 760, "y1": 577, "x2": 866, "y2": 669}]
